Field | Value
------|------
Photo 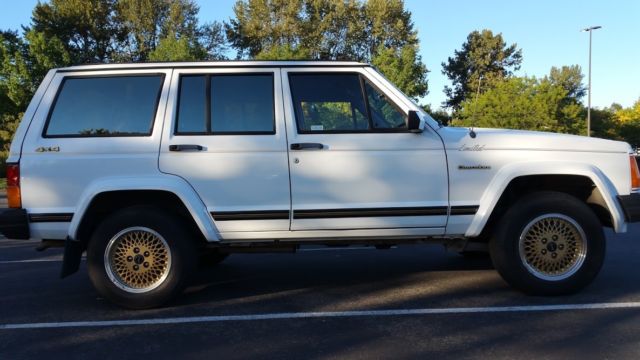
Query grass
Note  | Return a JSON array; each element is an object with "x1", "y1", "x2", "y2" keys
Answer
[{"x1": 0, "y1": 178, "x2": 6, "y2": 191}]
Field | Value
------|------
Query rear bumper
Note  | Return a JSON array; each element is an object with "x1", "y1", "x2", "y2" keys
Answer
[
  {"x1": 617, "y1": 193, "x2": 640, "y2": 223},
  {"x1": 0, "y1": 208, "x2": 30, "y2": 239}
]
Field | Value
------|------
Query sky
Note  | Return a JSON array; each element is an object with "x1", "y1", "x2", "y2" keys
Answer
[{"x1": 1, "y1": 0, "x2": 638, "y2": 110}]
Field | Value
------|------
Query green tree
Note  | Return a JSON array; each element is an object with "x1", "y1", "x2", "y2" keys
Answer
[
  {"x1": 0, "y1": 29, "x2": 70, "y2": 174},
  {"x1": 422, "y1": 104, "x2": 451, "y2": 125},
  {"x1": 371, "y1": 44, "x2": 427, "y2": 99},
  {"x1": 30, "y1": 0, "x2": 122, "y2": 63},
  {"x1": 613, "y1": 99, "x2": 640, "y2": 148},
  {"x1": 148, "y1": 36, "x2": 197, "y2": 61},
  {"x1": 442, "y1": 29, "x2": 522, "y2": 111},
  {"x1": 454, "y1": 70, "x2": 585, "y2": 135},
  {"x1": 116, "y1": 0, "x2": 226, "y2": 61},
  {"x1": 590, "y1": 106, "x2": 620, "y2": 141},
  {"x1": 226, "y1": 0, "x2": 428, "y2": 98},
  {"x1": 545, "y1": 65, "x2": 586, "y2": 135}
]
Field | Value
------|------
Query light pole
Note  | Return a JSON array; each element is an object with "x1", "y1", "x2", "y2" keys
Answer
[{"x1": 582, "y1": 25, "x2": 602, "y2": 137}]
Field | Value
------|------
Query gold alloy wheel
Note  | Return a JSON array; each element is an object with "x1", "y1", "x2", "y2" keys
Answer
[
  {"x1": 518, "y1": 213, "x2": 588, "y2": 281},
  {"x1": 104, "y1": 227, "x2": 172, "y2": 293}
]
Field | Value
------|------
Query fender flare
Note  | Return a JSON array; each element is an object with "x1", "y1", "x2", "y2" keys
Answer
[
  {"x1": 68, "y1": 174, "x2": 219, "y2": 242},
  {"x1": 465, "y1": 161, "x2": 627, "y2": 237}
]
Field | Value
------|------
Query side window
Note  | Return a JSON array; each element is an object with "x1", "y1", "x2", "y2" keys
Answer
[
  {"x1": 364, "y1": 81, "x2": 407, "y2": 129},
  {"x1": 176, "y1": 74, "x2": 275, "y2": 134},
  {"x1": 289, "y1": 73, "x2": 408, "y2": 133},
  {"x1": 289, "y1": 73, "x2": 370, "y2": 133},
  {"x1": 44, "y1": 75, "x2": 163, "y2": 137},
  {"x1": 177, "y1": 76, "x2": 206, "y2": 133}
]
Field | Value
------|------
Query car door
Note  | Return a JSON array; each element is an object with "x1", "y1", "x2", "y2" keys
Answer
[
  {"x1": 159, "y1": 67, "x2": 291, "y2": 233},
  {"x1": 282, "y1": 67, "x2": 449, "y2": 233}
]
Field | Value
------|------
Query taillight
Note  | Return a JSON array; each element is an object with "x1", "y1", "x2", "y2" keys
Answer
[
  {"x1": 6, "y1": 163, "x2": 21, "y2": 208},
  {"x1": 630, "y1": 156, "x2": 640, "y2": 190}
]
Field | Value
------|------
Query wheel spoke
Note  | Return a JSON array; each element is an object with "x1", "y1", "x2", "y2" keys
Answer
[
  {"x1": 104, "y1": 227, "x2": 171, "y2": 293},
  {"x1": 518, "y1": 214, "x2": 587, "y2": 281}
]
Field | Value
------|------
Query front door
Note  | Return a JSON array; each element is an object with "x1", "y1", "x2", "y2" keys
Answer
[
  {"x1": 159, "y1": 68, "x2": 291, "y2": 233},
  {"x1": 282, "y1": 68, "x2": 449, "y2": 232}
]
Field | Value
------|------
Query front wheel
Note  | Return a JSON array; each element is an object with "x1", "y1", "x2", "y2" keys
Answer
[
  {"x1": 87, "y1": 206, "x2": 196, "y2": 309},
  {"x1": 490, "y1": 191, "x2": 605, "y2": 295}
]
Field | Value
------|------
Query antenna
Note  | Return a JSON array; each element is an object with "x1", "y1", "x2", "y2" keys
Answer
[{"x1": 469, "y1": 74, "x2": 482, "y2": 138}]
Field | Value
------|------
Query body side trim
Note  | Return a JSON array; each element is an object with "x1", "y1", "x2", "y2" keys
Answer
[
  {"x1": 29, "y1": 213, "x2": 74, "y2": 223},
  {"x1": 293, "y1": 206, "x2": 448, "y2": 219},
  {"x1": 211, "y1": 210, "x2": 290, "y2": 221}
]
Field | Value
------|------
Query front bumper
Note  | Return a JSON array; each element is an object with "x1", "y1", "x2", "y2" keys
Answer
[
  {"x1": 0, "y1": 208, "x2": 30, "y2": 239},
  {"x1": 617, "y1": 193, "x2": 640, "y2": 222}
]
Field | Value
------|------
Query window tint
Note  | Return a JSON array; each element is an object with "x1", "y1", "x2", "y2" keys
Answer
[
  {"x1": 177, "y1": 76, "x2": 207, "y2": 133},
  {"x1": 212, "y1": 75, "x2": 274, "y2": 133},
  {"x1": 364, "y1": 81, "x2": 406, "y2": 129},
  {"x1": 176, "y1": 74, "x2": 275, "y2": 134},
  {"x1": 289, "y1": 74, "x2": 370, "y2": 132},
  {"x1": 45, "y1": 75, "x2": 163, "y2": 137}
]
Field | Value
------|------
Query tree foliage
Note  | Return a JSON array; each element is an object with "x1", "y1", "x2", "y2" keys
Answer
[
  {"x1": 613, "y1": 99, "x2": 640, "y2": 148},
  {"x1": 0, "y1": 29, "x2": 70, "y2": 163},
  {"x1": 226, "y1": 0, "x2": 428, "y2": 98},
  {"x1": 31, "y1": 0, "x2": 122, "y2": 63},
  {"x1": 454, "y1": 67, "x2": 587, "y2": 135},
  {"x1": 442, "y1": 29, "x2": 522, "y2": 111}
]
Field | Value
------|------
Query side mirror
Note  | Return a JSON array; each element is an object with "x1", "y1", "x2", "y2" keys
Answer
[{"x1": 407, "y1": 110, "x2": 424, "y2": 133}]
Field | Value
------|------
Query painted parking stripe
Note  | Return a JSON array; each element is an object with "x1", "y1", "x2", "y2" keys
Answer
[{"x1": 3, "y1": 302, "x2": 640, "y2": 330}]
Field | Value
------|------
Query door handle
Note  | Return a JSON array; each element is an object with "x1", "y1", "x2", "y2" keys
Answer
[
  {"x1": 290, "y1": 143, "x2": 324, "y2": 150},
  {"x1": 169, "y1": 144, "x2": 204, "y2": 152}
]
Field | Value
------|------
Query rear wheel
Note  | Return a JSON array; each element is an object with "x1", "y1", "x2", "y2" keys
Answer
[
  {"x1": 490, "y1": 191, "x2": 605, "y2": 295},
  {"x1": 87, "y1": 206, "x2": 196, "y2": 309}
]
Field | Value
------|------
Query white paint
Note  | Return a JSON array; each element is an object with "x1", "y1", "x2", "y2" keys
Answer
[
  {"x1": 3, "y1": 302, "x2": 640, "y2": 330},
  {"x1": 159, "y1": 68, "x2": 291, "y2": 234},
  {"x1": 10, "y1": 61, "x2": 635, "y2": 248},
  {"x1": 281, "y1": 67, "x2": 448, "y2": 232}
]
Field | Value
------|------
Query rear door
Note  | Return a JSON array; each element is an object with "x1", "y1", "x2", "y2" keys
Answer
[
  {"x1": 159, "y1": 68, "x2": 291, "y2": 233},
  {"x1": 282, "y1": 67, "x2": 449, "y2": 232}
]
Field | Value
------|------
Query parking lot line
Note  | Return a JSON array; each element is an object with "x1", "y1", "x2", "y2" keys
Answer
[{"x1": 2, "y1": 302, "x2": 640, "y2": 330}]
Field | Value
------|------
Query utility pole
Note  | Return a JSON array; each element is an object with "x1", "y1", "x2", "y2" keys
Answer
[{"x1": 582, "y1": 25, "x2": 602, "y2": 137}]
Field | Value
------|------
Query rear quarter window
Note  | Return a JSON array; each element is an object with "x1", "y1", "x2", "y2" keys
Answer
[{"x1": 44, "y1": 75, "x2": 164, "y2": 137}]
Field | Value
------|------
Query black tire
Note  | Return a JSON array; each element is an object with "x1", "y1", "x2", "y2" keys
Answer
[
  {"x1": 490, "y1": 191, "x2": 605, "y2": 295},
  {"x1": 87, "y1": 206, "x2": 196, "y2": 309},
  {"x1": 199, "y1": 250, "x2": 229, "y2": 268}
]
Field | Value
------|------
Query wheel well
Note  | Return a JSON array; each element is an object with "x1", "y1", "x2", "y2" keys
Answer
[
  {"x1": 75, "y1": 190, "x2": 206, "y2": 247},
  {"x1": 477, "y1": 175, "x2": 613, "y2": 241}
]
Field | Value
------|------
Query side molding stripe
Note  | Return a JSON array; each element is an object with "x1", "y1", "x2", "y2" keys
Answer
[
  {"x1": 293, "y1": 207, "x2": 448, "y2": 219},
  {"x1": 29, "y1": 213, "x2": 74, "y2": 223},
  {"x1": 211, "y1": 211, "x2": 290, "y2": 221},
  {"x1": 450, "y1": 206, "x2": 480, "y2": 215},
  {"x1": 211, "y1": 206, "x2": 479, "y2": 221}
]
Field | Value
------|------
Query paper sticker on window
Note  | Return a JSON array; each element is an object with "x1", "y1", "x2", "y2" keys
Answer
[{"x1": 310, "y1": 125, "x2": 324, "y2": 131}]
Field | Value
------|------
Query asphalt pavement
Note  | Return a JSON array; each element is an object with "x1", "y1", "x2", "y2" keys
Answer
[{"x1": 1, "y1": 225, "x2": 640, "y2": 359}]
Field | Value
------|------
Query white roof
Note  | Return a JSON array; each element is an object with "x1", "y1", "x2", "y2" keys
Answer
[{"x1": 58, "y1": 60, "x2": 368, "y2": 72}]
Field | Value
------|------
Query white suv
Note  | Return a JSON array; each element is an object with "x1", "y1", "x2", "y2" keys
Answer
[{"x1": 1, "y1": 61, "x2": 639, "y2": 309}]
